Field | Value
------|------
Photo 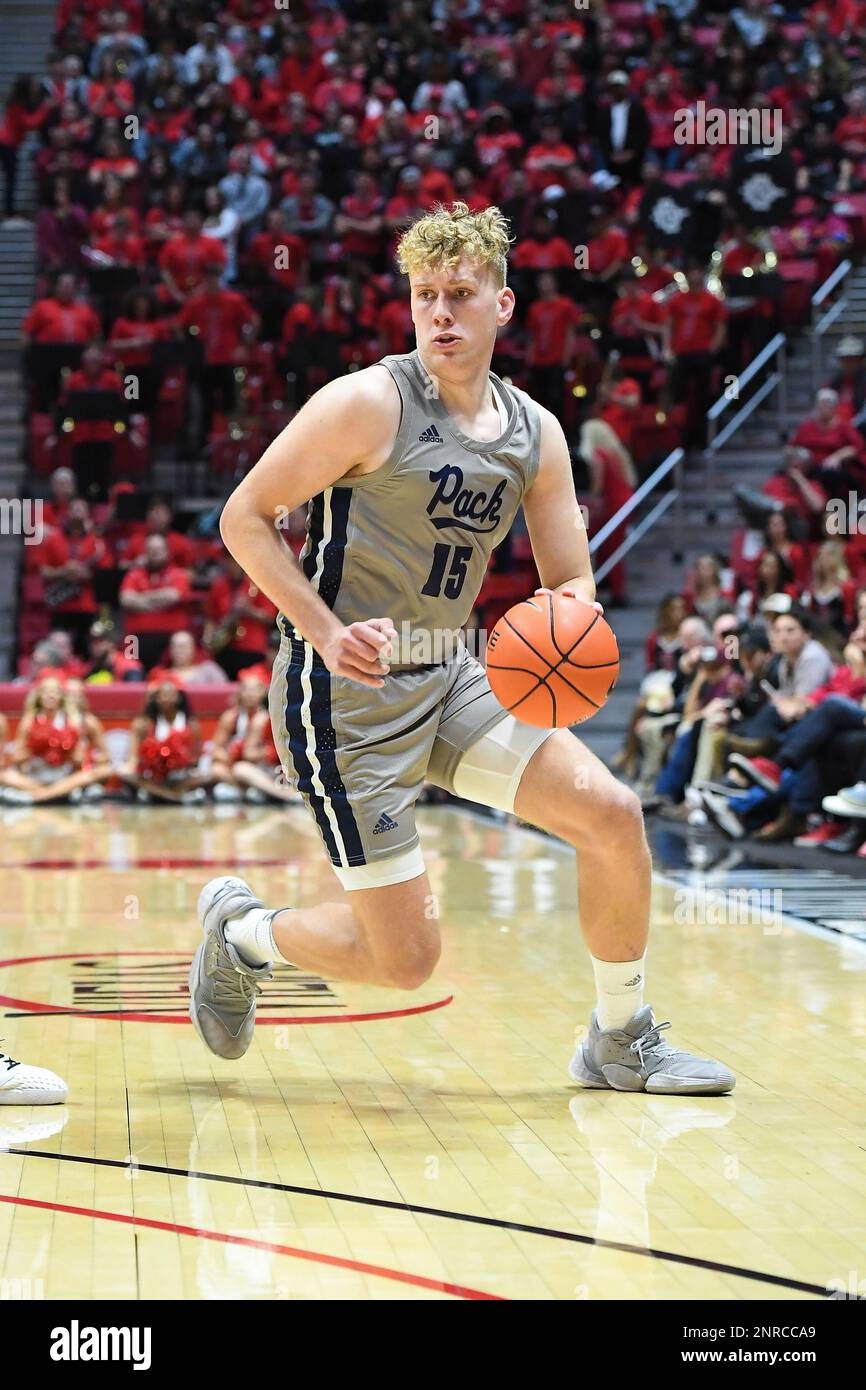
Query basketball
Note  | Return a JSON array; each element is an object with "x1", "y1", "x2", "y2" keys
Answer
[{"x1": 486, "y1": 592, "x2": 620, "y2": 728}]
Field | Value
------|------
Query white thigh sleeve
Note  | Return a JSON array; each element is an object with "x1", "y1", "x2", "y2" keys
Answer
[
  {"x1": 331, "y1": 844, "x2": 426, "y2": 891},
  {"x1": 451, "y1": 717, "x2": 555, "y2": 814}
]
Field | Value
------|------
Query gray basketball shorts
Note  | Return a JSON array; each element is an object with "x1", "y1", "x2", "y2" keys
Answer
[{"x1": 268, "y1": 631, "x2": 551, "y2": 886}]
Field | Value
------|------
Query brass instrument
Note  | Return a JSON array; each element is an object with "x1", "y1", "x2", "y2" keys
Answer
[{"x1": 204, "y1": 583, "x2": 260, "y2": 654}]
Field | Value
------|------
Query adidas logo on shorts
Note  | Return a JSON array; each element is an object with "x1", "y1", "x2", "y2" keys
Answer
[
  {"x1": 372, "y1": 812, "x2": 399, "y2": 835},
  {"x1": 418, "y1": 424, "x2": 444, "y2": 444}
]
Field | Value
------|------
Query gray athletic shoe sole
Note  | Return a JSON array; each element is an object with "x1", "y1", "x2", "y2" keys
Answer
[
  {"x1": 569, "y1": 1007, "x2": 735, "y2": 1096},
  {"x1": 188, "y1": 876, "x2": 272, "y2": 1060}
]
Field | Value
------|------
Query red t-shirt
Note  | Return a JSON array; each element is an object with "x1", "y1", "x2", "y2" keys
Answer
[
  {"x1": 281, "y1": 301, "x2": 319, "y2": 344},
  {"x1": 584, "y1": 227, "x2": 630, "y2": 276},
  {"x1": 63, "y1": 368, "x2": 123, "y2": 395},
  {"x1": 474, "y1": 131, "x2": 524, "y2": 172},
  {"x1": 789, "y1": 417, "x2": 866, "y2": 468},
  {"x1": 37, "y1": 529, "x2": 109, "y2": 613},
  {"x1": 159, "y1": 234, "x2": 227, "y2": 295},
  {"x1": 245, "y1": 230, "x2": 308, "y2": 290},
  {"x1": 807, "y1": 662, "x2": 866, "y2": 705},
  {"x1": 91, "y1": 205, "x2": 141, "y2": 239},
  {"x1": 94, "y1": 231, "x2": 146, "y2": 266},
  {"x1": 666, "y1": 289, "x2": 726, "y2": 354},
  {"x1": 610, "y1": 291, "x2": 664, "y2": 338},
  {"x1": 22, "y1": 298, "x2": 100, "y2": 343},
  {"x1": 526, "y1": 296, "x2": 581, "y2": 366},
  {"x1": 722, "y1": 242, "x2": 762, "y2": 275},
  {"x1": 835, "y1": 112, "x2": 866, "y2": 152},
  {"x1": 120, "y1": 563, "x2": 193, "y2": 634},
  {"x1": 511, "y1": 236, "x2": 575, "y2": 270},
  {"x1": 108, "y1": 316, "x2": 170, "y2": 367},
  {"x1": 90, "y1": 156, "x2": 137, "y2": 182},
  {"x1": 378, "y1": 297, "x2": 415, "y2": 356},
  {"x1": 205, "y1": 576, "x2": 278, "y2": 654},
  {"x1": 312, "y1": 77, "x2": 364, "y2": 115},
  {"x1": 177, "y1": 290, "x2": 256, "y2": 364},
  {"x1": 278, "y1": 53, "x2": 326, "y2": 100},
  {"x1": 419, "y1": 169, "x2": 457, "y2": 208},
  {"x1": 144, "y1": 207, "x2": 185, "y2": 251},
  {"x1": 600, "y1": 402, "x2": 638, "y2": 450},
  {"x1": 524, "y1": 141, "x2": 578, "y2": 192},
  {"x1": 87, "y1": 78, "x2": 134, "y2": 117},
  {"x1": 384, "y1": 193, "x2": 427, "y2": 227},
  {"x1": 0, "y1": 98, "x2": 52, "y2": 148},
  {"x1": 145, "y1": 108, "x2": 192, "y2": 143},
  {"x1": 337, "y1": 194, "x2": 385, "y2": 258}
]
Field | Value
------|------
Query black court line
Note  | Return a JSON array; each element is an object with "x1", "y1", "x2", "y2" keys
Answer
[{"x1": 4, "y1": 1146, "x2": 830, "y2": 1298}]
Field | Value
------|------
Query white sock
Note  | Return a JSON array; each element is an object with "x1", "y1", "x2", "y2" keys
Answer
[
  {"x1": 590, "y1": 952, "x2": 646, "y2": 1030},
  {"x1": 224, "y1": 907, "x2": 282, "y2": 967}
]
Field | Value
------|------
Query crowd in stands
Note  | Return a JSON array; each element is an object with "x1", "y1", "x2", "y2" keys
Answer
[
  {"x1": 6, "y1": 1, "x2": 866, "y2": 830},
  {"x1": 627, "y1": 435, "x2": 866, "y2": 850}
]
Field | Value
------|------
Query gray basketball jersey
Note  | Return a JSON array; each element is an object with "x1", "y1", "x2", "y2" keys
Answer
[{"x1": 279, "y1": 350, "x2": 542, "y2": 666}]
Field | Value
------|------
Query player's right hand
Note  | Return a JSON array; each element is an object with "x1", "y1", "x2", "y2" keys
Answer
[{"x1": 321, "y1": 618, "x2": 395, "y2": 688}]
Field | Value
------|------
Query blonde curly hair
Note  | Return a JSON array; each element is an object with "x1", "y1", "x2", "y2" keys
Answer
[{"x1": 396, "y1": 201, "x2": 514, "y2": 288}]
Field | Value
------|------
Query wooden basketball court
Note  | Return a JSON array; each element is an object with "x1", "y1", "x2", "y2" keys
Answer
[{"x1": 1, "y1": 801, "x2": 864, "y2": 1301}]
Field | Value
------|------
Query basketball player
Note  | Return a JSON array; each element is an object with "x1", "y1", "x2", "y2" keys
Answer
[{"x1": 189, "y1": 203, "x2": 734, "y2": 1095}]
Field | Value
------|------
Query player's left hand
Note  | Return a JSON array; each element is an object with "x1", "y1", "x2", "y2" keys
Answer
[{"x1": 535, "y1": 586, "x2": 604, "y2": 615}]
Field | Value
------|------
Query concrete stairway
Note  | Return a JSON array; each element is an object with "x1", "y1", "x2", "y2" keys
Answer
[
  {"x1": 0, "y1": 0, "x2": 57, "y2": 676},
  {"x1": 0, "y1": 0, "x2": 55, "y2": 351}
]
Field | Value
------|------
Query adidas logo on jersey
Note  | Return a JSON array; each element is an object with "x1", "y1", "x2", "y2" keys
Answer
[
  {"x1": 418, "y1": 424, "x2": 444, "y2": 444},
  {"x1": 372, "y1": 812, "x2": 399, "y2": 835}
]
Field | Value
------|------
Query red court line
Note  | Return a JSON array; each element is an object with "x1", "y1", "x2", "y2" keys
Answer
[
  {"x1": 0, "y1": 951, "x2": 453, "y2": 1026},
  {"x1": 0, "y1": 1193, "x2": 503, "y2": 1300},
  {"x1": 3, "y1": 858, "x2": 293, "y2": 870}
]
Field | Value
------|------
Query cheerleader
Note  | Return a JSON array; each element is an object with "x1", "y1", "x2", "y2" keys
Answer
[
  {"x1": 61, "y1": 678, "x2": 113, "y2": 798},
  {"x1": 118, "y1": 678, "x2": 207, "y2": 804},
  {"x1": 0, "y1": 675, "x2": 110, "y2": 805},
  {"x1": 209, "y1": 672, "x2": 299, "y2": 804}
]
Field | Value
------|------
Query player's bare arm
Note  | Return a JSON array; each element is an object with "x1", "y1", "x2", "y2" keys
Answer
[
  {"x1": 219, "y1": 366, "x2": 403, "y2": 688},
  {"x1": 524, "y1": 405, "x2": 598, "y2": 609}
]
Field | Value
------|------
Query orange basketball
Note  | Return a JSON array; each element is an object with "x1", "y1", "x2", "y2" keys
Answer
[{"x1": 486, "y1": 592, "x2": 620, "y2": 728}]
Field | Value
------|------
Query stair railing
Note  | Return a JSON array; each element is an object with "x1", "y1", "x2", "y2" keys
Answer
[
  {"x1": 588, "y1": 448, "x2": 685, "y2": 582},
  {"x1": 810, "y1": 258, "x2": 853, "y2": 396}
]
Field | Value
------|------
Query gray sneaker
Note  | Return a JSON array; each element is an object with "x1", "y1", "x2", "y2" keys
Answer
[
  {"x1": 569, "y1": 1006, "x2": 735, "y2": 1095},
  {"x1": 188, "y1": 877, "x2": 274, "y2": 1060}
]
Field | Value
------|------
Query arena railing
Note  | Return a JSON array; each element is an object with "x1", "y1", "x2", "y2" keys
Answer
[
  {"x1": 587, "y1": 261, "x2": 855, "y2": 586},
  {"x1": 701, "y1": 331, "x2": 788, "y2": 521},
  {"x1": 810, "y1": 257, "x2": 854, "y2": 396},
  {"x1": 588, "y1": 447, "x2": 685, "y2": 583}
]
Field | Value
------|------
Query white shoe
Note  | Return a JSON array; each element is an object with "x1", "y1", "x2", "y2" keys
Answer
[
  {"x1": 0, "y1": 1047, "x2": 68, "y2": 1105},
  {"x1": 213, "y1": 782, "x2": 242, "y2": 802},
  {"x1": 136, "y1": 788, "x2": 152, "y2": 804},
  {"x1": 82, "y1": 783, "x2": 105, "y2": 802},
  {"x1": 243, "y1": 787, "x2": 268, "y2": 804},
  {"x1": 181, "y1": 787, "x2": 207, "y2": 805},
  {"x1": 1, "y1": 788, "x2": 34, "y2": 806}
]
